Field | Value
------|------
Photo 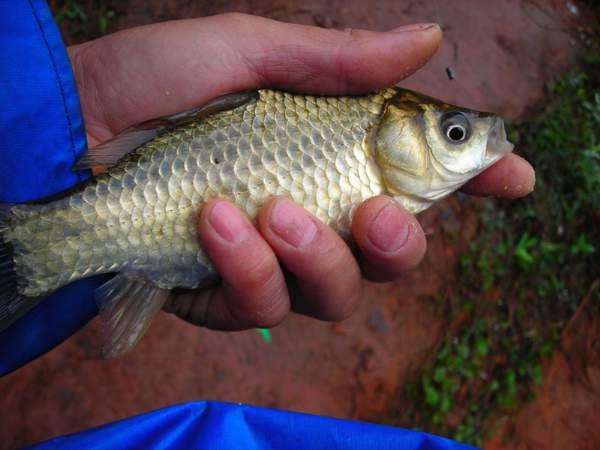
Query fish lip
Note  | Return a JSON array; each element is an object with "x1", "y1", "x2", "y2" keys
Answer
[{"x1": 486, "y1": 117, "x2": 514, "y2": 159}]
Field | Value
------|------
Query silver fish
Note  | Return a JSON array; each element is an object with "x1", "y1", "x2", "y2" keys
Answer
[{"x1": 0, "y1": 88, "x2": 513, "y2": 356}]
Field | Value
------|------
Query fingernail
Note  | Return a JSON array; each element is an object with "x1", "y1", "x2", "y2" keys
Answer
[
  {"x1": 270, "y1": 198, "x2": 317, "y2": 248},
  {"x1": 527, "y1": 167, "x2": 536, "y2": 193},
  {"x1": 209, "y1": 201, "x2": 251, "y2": 243},
  {"x1": 367, "y1": 202, "x2": 410, "y2": 252},
  {"x1": 390, "y1": 23, "x2": 439, "y2": 33}
]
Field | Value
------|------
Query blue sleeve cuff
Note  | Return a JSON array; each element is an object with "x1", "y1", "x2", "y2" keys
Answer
[
  {"x1": 0, "y1": 0, "x2": 101, "y2": 375},
  {"x1": 0, "y1": 0, "x2": 87, "y2": 201},
  {"x1": 26, "y1": 401, "x2": 477, "y2": 450}
]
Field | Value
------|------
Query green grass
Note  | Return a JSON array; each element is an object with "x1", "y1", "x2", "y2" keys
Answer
[
  {"x1": 400, "y1": 56, "x2": 600, "y2": 446},
  {"x1": 50, "y1": 0, "x2": 117, "y2": 44}
]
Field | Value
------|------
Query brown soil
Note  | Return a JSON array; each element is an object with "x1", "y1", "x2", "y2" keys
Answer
[
  {"x1": 2, "y1": 1, "x2": 595, "y2": 449},
  {"x1": 485, "y1": 289, "x2": 600, "y2": 450}
]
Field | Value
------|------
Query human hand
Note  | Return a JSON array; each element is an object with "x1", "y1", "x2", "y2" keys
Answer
[{"x1": 69, "y1": 13, "x2": 535, "y2": 330}]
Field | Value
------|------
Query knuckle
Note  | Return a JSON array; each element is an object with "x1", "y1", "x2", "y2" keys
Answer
[
  {"x1": 239, "y1": 254, "x2": 278, "y2": 292},
  {"x1": 331, "y1": 283, "x2": 362, "y2": 322},
  {"x1": 333, "y1": 43, "x2": 351, "y2": 92},
  {"x1": 308, "y1": 251, "x2": 362, "y2": 321},
  {"x1": 68, "y1": 42, "x2": 98, "y2": 105},
  {"x1": 252, "y1": 292, "x2": 288, "y2": 328},
  {"x1": 298, "y1": 236, "x2": 352, "y2": 286},
  {"x1": 315, "y1": 238, "x2": 352, "y2": 276},
  {"x1": 332, "y1": 27, "x2": 366, "y2": 92},
  {"x1": 67, "y1": 40, "x2": 116, "y2": 131},
  {"x1": 229, "y1": 269, "x2": 289, "y2": 328}
]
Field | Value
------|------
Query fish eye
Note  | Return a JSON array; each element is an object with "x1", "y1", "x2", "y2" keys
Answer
[{"x1": 440, "y1": 112, "x2": 471, "y2": 144}]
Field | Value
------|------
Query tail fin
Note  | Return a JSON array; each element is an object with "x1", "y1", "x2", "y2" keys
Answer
[{"x1": 0, "y1": 205, "x2": 38, "y2": 331}]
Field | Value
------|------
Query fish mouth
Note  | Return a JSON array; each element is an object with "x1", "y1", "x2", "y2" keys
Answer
[{"x1": 486, "y1": 117, "x2": 514, "y2": 160}]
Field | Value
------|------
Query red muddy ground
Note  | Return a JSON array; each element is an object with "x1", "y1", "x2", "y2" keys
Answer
[
  {"x1": 486, "y1": 291, "x2": 600, "y2": 450},
  {"x1": 2, "y1": 1, "x2": 596, "y2": 449}
]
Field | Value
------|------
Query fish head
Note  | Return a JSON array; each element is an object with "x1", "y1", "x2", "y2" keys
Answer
[{"x1": 373, "y1": 89, "x2": 514, "y2": 213}]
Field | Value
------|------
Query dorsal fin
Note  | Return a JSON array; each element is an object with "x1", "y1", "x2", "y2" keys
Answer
[{"x1": 73, "y1": 91, "x2": 259, "y2": 171}]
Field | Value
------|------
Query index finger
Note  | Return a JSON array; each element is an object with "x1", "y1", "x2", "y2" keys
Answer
[{"x1": 461, "y1": 154, "x2": 535, "y2": 199}]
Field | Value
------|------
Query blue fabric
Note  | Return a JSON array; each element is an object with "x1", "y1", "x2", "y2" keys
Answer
[
  {"x1": 0, "y1": 0, "x2": 87, "y2": 201},
  {"x1": 27, "y1": 401, "x2": 476, "y2": 450},
  {"x1": 0, "y1": 0, "x2": 104, "y2": 375}
]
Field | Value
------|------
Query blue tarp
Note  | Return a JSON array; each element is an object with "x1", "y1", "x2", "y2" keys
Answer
[{"x1": 28, "y1": 401, "x2": 475, "y2": 450}]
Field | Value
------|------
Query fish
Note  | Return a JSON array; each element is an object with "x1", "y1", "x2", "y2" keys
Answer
[{"x1": 0, "y1": 87, "x2": 513, "y2": 356}]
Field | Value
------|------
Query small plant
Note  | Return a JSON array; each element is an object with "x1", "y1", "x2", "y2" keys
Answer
[
  {"x1": 96, "y1": 2, "x2": 116, "y2": 34},
  {"x1": 51, "y1": 0, "x2": 117, "y2": 44},
  {"x1": 54, "y1": 0, "x2": 87, "y2": 23},
  {"x1": 399, "y1": 55, "x2": 600, "y2": 446}
]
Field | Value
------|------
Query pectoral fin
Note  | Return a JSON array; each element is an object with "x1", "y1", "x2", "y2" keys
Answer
[{"x1": 95, "y1": 273, "x2": 170, "y2": 358}]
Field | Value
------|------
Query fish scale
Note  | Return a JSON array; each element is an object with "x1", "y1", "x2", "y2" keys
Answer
[{"x1": 7, "y1": 89, "x2": 392, "y2": 297}]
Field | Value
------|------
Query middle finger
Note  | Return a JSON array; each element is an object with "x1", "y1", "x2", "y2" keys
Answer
[{"x1": 258, "y1": 197, "x2": 363, "y2": 321}]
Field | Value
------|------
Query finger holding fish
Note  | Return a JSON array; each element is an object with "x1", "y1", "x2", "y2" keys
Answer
[
  {"x1": 351, "y1": 196, "x2": 427, "y2": 283},
  {"x1": 257, "y1": 197, "x2": 363, "y2": 322},
  {"x1": 461, "y1": 153, "x2": 535, "y2": 198}
]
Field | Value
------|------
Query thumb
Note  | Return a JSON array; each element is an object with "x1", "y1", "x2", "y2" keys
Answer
[{"x1": 70, "y1": 13, "x2": 442, "y2": 137}]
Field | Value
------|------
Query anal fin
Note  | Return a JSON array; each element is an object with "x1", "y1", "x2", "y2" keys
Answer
[{"x1": 95, "y1": 273, "x2": 170, "y2": 358}]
